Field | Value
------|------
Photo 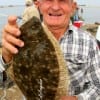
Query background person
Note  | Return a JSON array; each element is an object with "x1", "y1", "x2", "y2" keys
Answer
[
  {"x1": 22, "y1": 0, "x2": 40, "y2": 23},
  {"x1": 71, "y1": 1, "x2": 79, "y2": 23}
]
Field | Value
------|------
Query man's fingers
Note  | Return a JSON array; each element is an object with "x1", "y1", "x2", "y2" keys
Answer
[
  {"x1": 2, "y1": 39, "x2": 18, "y2": 54},
  {"x1": 3, "y1": 24, "x2": 21, "y2": 37},
  {"x1": 1, "y1": 15, "x2": 22, "y2": 62},
  {"x1": 2, "y1": 30, "x2": 24, "y2": 50},
  {"x1": 5, "y1": 34, "x2": 24, "y2": 48}
]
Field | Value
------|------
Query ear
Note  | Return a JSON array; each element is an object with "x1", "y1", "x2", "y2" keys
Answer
[
  {"x1": 71, "y1": 2, "x2": 78, "y2": 16},
  {"x1": 34, "y1": 1, "x2": 40, "y2": 8},
  {"x1": 34, "y1": 1, "x2": 42, "y2": 15}
]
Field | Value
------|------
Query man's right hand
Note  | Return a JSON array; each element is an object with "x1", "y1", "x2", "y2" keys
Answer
[{"x1": 2, "y1": 16, "x2": 24, "y2": 63}]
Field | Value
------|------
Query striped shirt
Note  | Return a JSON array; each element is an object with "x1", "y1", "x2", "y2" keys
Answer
[{"x1": 59, "y1": 25, "x2": 100, "y2": 100}]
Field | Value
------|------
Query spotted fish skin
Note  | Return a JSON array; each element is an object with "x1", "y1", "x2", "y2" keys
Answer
[{"x1": 13, "y1": 16, "x2": 69, "y2": 100}]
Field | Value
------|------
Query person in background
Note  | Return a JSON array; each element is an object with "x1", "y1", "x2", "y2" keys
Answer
[
  {"x1": 70, "y1": 1, "x2": 79, "y2": 24},
  {"x1": 0, "y1": 0, "x2": 100, "y2": 100},
  {"x1": 80, "y1": 7, "x2": 83, "y2": 18},
  {"x1": 73, "y1": 6, "x2": 79, "y2": 21},
  {"x1": 22, "y1": 0, "x2": 40, "y2": 23}
]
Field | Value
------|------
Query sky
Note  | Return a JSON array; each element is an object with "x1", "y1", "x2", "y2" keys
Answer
[
  {"x1": 77, "y1": 0, "x2": 100, "y2": 6},
  {"x1": 0, "y1": 0, "x2": 100, "y2": 6},
  {"x1": 0, "y1": 0, "x2": 25, "y2": 6}
]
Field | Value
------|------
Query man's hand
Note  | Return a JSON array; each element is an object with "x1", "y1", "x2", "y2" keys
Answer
[
  {"x1": 2, "y1": 16, "x2": 24, "y2": 63},
  {"x1": 61, "y1": 96, "x2": 78, "y2": 100}
]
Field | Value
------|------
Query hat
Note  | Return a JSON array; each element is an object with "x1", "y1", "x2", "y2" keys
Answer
[{"x1": 25, "y1": 0, "x2": 33, "y2": 6}]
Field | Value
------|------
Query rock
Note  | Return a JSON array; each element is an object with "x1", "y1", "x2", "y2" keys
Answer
[
  {"x1": 12, "y1": 16, "x2": 70, "y2": 100},
  {"x1": 81, "y1": 24, "x2": 99, "y2": 36},
  {"x1": 95, "y1": 22, "x2": 100, "y2": 25}
]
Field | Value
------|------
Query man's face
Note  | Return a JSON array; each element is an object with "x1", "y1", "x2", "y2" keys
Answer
[{"x1": 37, "y1": 0, "x2": 75, "y2": 28}]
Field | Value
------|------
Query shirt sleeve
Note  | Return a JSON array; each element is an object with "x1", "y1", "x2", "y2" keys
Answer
[
  {"x1": 0, "y1": 54, "x2": 11, "y2": 72},
  {"x1": 0, "y1": 55, "x2": 6, "y2": 72},
  {"x1": 77, "y1": 41, "x2": 100, "y2": 100}
]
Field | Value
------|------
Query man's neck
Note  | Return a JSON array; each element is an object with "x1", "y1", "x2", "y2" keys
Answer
[{"x1": 47, "y1": 25, "x2": 68, "y2": 40}]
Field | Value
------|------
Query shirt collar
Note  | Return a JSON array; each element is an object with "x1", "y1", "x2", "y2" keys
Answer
[{"x1": 64, "y1": 24, "x2": 78, "y2": 36}]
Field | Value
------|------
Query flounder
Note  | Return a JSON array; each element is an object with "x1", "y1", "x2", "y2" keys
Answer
[{"x1": 13, "y1": 16, "x2": 70, "y2": 100}]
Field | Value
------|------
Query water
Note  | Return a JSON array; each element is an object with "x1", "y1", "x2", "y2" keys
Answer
[
  {"x1": 0, "y1": 6, "x2": 25, "y2": 43},
  {"x1": 0, "y1": 6, "x2": 100, "y2": 43},
  {"x1": 79, "y1": 6, "x2": 100, "y2": 24},
  {"x1": 0, "y1": 6, "x2": 25, "y2": 25}
]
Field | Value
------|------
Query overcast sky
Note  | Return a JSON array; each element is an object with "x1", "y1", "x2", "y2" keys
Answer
[
  {"x1": 0, "y1": 0, "x2": 25, "y2": 6},
  {"x1": 77, "y1": 0, "x2": 100, "y2": 6},
  {"x1": 0, "y1": 0, "x2": 100, "y2": 6}
]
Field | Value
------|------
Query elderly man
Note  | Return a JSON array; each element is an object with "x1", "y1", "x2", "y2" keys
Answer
[{"x1": 0, "y1": 0, "x2": 100, "y2": 100}]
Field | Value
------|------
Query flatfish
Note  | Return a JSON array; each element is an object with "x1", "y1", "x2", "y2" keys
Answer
[{"x1": 13, "y1": 16, "x2": 70, "y2": 100}]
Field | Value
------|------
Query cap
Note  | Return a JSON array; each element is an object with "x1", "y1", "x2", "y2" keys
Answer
[{"x1": 25, "y1": 0, "x2": 33, "y2": 6}]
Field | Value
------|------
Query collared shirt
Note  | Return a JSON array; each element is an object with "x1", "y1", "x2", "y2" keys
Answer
[{"x1": 59, "y1": 25, "x2": 100, "y2": 100}]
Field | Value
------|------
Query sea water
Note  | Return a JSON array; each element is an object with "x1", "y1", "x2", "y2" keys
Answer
[
  {"x1": 0, "y1": 6, "x2": 25, "y2": 43},
  {"x1": 0, "y1": 5, "x2": 100, "y2": 43},
  {"x1": 79, "y1": 6, "x2": 100, "y2": 24}
]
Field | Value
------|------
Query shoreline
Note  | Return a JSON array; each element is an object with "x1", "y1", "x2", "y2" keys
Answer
[{"x1": 0, "y1": 5, "x2": 24, "y2": 8}]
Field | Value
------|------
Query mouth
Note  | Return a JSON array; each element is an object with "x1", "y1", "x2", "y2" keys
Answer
[{"x1": 49, "y1": 13, "x2": 62, "y2": 16}]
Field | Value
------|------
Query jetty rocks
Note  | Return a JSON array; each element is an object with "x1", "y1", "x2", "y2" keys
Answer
[{"x1": 82, "y1": 22, "x2": 100, "y2": 36}]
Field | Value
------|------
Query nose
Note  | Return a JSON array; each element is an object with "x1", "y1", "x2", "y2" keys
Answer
[{"x1": 51, "y1": 1, "x2": 60, "y2": 11}]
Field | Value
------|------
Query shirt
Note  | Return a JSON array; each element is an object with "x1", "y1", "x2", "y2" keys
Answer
[
  {"x1": 0, "y1": 55, "x2": 6, "y2": 85},
  {"x1": 59, "y1": 25, "x2": 100, "y2": 100},
  {"x1": 0, "y1": 54, "x2": 11, "y2": 85}
]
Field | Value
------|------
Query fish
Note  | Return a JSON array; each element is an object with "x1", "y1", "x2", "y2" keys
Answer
[{"x1": 13, "y1": 16, "x2": 70, "y2": 100}]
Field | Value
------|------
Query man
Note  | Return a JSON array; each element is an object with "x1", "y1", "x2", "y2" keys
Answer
[
  {"x1": 22, "y1": 0, "x2": 40, "y2": 23},
  {"x1": 0, "y1": 0, "x2": 100, "y2": 100}
]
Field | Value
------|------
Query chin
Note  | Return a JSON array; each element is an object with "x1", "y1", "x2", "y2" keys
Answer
[
  {"x1": 45, "y1": 20, "x2": 62, "y2": 26},
  {"x1": 49, "y1": 22, "x2": 64, "y2": 27},
  {"x1": 46, "y1": 23, "x2": 59, "y2": 27}
]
